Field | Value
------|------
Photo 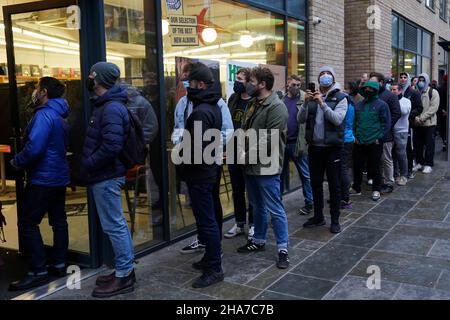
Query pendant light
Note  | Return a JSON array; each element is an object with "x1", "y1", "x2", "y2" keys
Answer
[{"x1": 240, "y1": 12, "x2": 253, "y2": 48}]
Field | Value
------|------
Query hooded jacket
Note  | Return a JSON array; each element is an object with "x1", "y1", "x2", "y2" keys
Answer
[
  {"x1": 178, "y1": 86, "x2": 223, "y2": 184},
  {"x1": 14, "y1": 98, "x2": 70, "y2": 187},
  {"x1": 401, "y1": 73, "x2": 423, "y2": 126},
  {"x1": 417, "y1": 73, "x2": 440, "y2": 127},
  {"x1": 81, "y1": 85, "x2": 131, "y2": 185}
]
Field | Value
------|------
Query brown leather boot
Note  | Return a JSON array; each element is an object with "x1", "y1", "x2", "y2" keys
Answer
[
  {"x1": 96, "y1": 270, "x2": 137, "y2": 286},
  {"x1": 92, "y1": 270, "x2": 136, "y2": 298}
]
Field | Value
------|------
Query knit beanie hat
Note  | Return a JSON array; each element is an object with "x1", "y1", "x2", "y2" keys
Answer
[{"x1": 90, "y1": 62, "x2": 121, "y2": 89}]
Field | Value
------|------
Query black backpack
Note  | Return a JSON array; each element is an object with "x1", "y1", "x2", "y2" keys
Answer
[{"x1": 103, "y1": 102, "x2": 148, "y2": 169}]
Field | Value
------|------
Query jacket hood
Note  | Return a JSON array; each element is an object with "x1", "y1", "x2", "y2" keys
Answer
[
  {"x1": 45, "y1": 98, "x2": 70, "y2": 118},
  {"x1": 361, "y1": 81, "x2": 380, "y2": 100},
  {"x1": 400, "y1": 72, "x2": 411, "y2": 91},
  {"x1": 418, "y1": 73, "x2": 430, "y2": 93},
  {"x1": 94, "y1": 85, "x2": 128, "y2": 106},
  {"x1": 318, "y1": 66, "x2": 337, "y2": 82},
  {"x1": 118, "y1": 83, "x2": 142, "y2": 98},
  {"x1": 189, "y1": 86, "x2": 221, "y2": 107}
]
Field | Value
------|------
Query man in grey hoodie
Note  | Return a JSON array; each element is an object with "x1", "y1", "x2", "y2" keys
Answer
[
  {"x1": 298, "y1": 66, "x2": 348, "y2": 234},
  {"x1": 413, "y1": 73, "x2": 440, "y2": 174}
]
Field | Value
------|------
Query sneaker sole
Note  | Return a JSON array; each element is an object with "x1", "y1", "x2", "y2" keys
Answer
[
  {"x1": 224, "y1": 232, "x2": 245, "y2": 239},
  {"x1": 8, "y1": 278, "x2": 50, "y2": 292},
  {"x1": 276, "y1": 263, "x2": 290, "y2": 270},
  {"x1": 92, "y1": 285, "x2": 134, "y2": 298},
  {"x1": 237, "y1": 247, "x2": 266, "y2": 254},
  {"x1": 192, "y1": 277, "x2": 224, "y2": 289},
  {"x1": 179, "y1": 248, "x2": 205, "y2": 254}
]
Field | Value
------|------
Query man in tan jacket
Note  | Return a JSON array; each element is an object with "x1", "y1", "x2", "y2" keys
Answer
[{"x1": 413, "y1": 73, "x2": 440, "y2": 174}]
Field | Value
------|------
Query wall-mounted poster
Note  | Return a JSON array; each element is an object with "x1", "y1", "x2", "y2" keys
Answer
[
  {"x1": 169, "y1": 15, "x2": 198, "y2": 47},
  {"x1": 128, "y1": 9, "x2": 145, "y2": 45},
  {"x1": 104, "y1": 4, "x2": 129, "y2": 43},
  {"x1": 175, "y1": 56, "x2": 220, "y2": 103},
  {"x1": 166, "y1": 0, "x2": 184, "y2": 15},
  {"x1": 31, "y1": 65, "x2": 41, "y2": 77},
  {"x1": 226, "y1": 60, "x2": 257, "y2": 100}
]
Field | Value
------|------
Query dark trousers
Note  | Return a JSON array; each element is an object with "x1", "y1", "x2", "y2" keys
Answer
[
  {"x1": 353, "y1": 143, "x2": 383, "y2": 192},
  {"x1": 188, "y1": 183, "x2": 222, "y2": 273},
  {"x1": 19, "y1": 185, "x2": 68, "y2": 274},
  {"x1": 407, "y1": 127, "x2": 414, "y2": 174},
  {"x1": 212, "y1": 166, "x2": 224, "y2": 236},
  {"x1": 340, "y1": 143, "x2": 354, "y2": 202},
  {"x1": 228, "y1": 164, "x2": 253, "y2": 227},
  {"x1": 413, "y1": 126, "x2": 436, "y2": 167},
  {"x1": 308, "y1": 146, "x2": 342, "y2": 223}
]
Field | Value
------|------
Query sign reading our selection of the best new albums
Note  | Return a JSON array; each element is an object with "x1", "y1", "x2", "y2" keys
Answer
[{"x1": 166, "y1": 0, "x2": 199, "y2": 47}]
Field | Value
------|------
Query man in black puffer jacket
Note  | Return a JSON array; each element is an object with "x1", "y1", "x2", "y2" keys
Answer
[
  {"x1": 176, "y1": 62, "x2": 224, "y2": 289},
  {"x1": 370, "y1": 72, "x2": 401, "y2": 194},
  {"x1": 81, "y1": 62, "x2": 135, "y2": 298}
]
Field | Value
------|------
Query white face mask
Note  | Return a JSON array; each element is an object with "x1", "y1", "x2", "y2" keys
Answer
[{"x1": 31, "y1": 90, "x2": 41, "y2": 106}]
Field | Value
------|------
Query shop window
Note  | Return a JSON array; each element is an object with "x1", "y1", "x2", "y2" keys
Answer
[
  {"x1": 422, "y1": 56, "x2": 432, "y2": 75},
  {"x1": 161, "y1": 0, "x2": 286, "y2": 237},
  {"x1": 392, "y1": 15, "x2": 398, "y2": 48},
  {"x1": 440, "y1": 0, "x2": 447, "y2": 19},
  {"x1": 104, "y1": 0, "x2": 165, "y2": 250},
  {"x1": 404, "y1": 23, "x2": 418, "y2": 53},
  {"x1": 391, "y1": 48, "x2": 398, "y2": 78},
  {"x1": 426, "y1": 0, "x2": 435, "y2": 10},
  {"x1": 404, "y1": 51, "x2": 417, "y2": 76},
  {"x1": 422, "y1": 31, "x2": 432, "y2": 58}
]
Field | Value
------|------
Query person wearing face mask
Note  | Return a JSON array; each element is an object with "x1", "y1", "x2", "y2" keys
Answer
[
  {"x1": 174, "y1": 64, "x2": 233, "y2": 255},
  {"x1": 369, "y1": 72, "x2": 401, "y2": 195},
  {"x1": 236, "y1": 67, "x2": 290, "y2": 270},
  {"x1": 413, "y1": 73, "x2": 440, "y2": 174},
  {"x1": 178, "y1": 62, "x2": 224, "y2": 288},
  {"x1": 280, "y1": 75, "x2": 313, "y2": 215},
  {"x1": 298, "y1": 66, "x2": 348, "y2": 234},
  {"x1": 9, "y1": 77, "x2": 70, "y2": 291},
  {"x1": 81, "y1": 62, "x2": 136, "y2": 298},
  {"x1": 398, "y1": 72, "x2": 423, "y2": 179},
  {"x1": 352, "y1": 81, "x2": 391, "y2": 202},
  {"x1": 224, "y1": 68, "x2": 254, "y2": 240}
]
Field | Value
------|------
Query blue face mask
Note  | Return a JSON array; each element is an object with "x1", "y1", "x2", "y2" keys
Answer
[
  {"x1": 319, "y1": 74, "x2": 334, "y2": 88},
  {"x1": 417, "y1": 81, "x2": 426, "y2": 90},
  {"x1": 385, "y1": 84, "x2": 391, "y2": 91},
  {"x1": 182, "y1": 80, "x2": 190, "y2": 89}
]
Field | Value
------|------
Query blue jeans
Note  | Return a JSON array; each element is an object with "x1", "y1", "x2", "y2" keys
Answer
[
  {"x1": 188, "y1": 182, "x2": 222, "y2": 273},
  {"x1": 246, "y1": 175, "x2": 289, "y2": 251},
  {"x1": 280, "y1": 143, "x2": 313, "y2": 205},
  {"x1": 91, "y1": 177, "x2": 134, "y2": 278}
]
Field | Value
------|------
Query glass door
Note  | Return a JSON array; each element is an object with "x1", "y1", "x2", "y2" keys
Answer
[{"x1": 1, "y1": 1, "x2": 90, "y2": 260}]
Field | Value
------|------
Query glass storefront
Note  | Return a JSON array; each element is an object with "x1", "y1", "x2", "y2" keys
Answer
[{"x1": 0, "y1": 0, "x2": 307, "y2": 267}]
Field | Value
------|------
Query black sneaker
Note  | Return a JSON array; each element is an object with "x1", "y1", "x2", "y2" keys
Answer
[
  {"x1": 330, "y1": 222, "x2": 342, "y2": 234},
  {"x1": 179, "y1": 239, "x2": 206, "y2": 254},
  {"x1": 380, "y1": 184, "x2": 394, "y2": 194},
  {"x1": 192, "y1": 258, "x2": 207, "y2": 271},
  {"x1": 237, "y1": 241, "x2": 265, "y2": 253},
  {"x1": 303, "y1": 217, "x2": 326, "y2": 228},
  {"x1": 299, "y1": 204, "x2": 313, "y2": 215},
  {"x1": 277, "y1": 250, "x2": 290, "y2": 269},
  {"x1": 192, "y1": 270, "x2": 224, "y2": 288},
  {"x1": 48, "y1": 265, "x2": 67, "y2": 278},
  {"x1": 9, "y1": 273, "x2": 50, "y2": 292}
]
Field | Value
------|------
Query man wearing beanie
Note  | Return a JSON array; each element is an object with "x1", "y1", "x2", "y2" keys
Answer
[
  {"x1": 298, "y1": 66, "x2": 348, "y2": 234},
  {"x1": 177, "y1": 62, "x2": 224, "y2": 288},
  {"x1": 81, "y1": 62, "x2": 136, "y2": 298}
]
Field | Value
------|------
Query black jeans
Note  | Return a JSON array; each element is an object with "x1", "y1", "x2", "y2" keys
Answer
[
  {"x1": 19, "y1": 185, "x2": 68, "y2": 274},
  {"x1": 413, "y1": 126, "x2": 436, "y2": 167},
  {"x1": 353, "y1": 143, "x2": 383, "y2": 192},
  {"x1": 228, "y1": 164, "x2": 253, "y2": 227},
  {"x1": 308, "y1": 146, "x2": 342, "y2": 223},
  {"x1": 187, "y1": 182, "x2": 222, "y2": 273},
  {"x1": 340, "y1": 143, "x2": 354, "y2": 202},
  {"x1": 212, "y1": 166, "x2": 224, "y2": 236}
]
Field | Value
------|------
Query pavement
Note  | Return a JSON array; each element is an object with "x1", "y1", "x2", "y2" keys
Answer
[{"x1": 38, "y1": 152, "x2": 450, "y2": 300}]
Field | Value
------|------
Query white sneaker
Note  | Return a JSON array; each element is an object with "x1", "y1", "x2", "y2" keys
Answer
[
  {"x1": 248, "y1": 226, "x2": 255, "y2": 241},
  {"x1": 367, "y1": 179, "x2": 373, "y2": 186},
  {"x1": 413, "y1": 164, "x2": 423, "y2": 172},
  {"x1": 422, "y1": 166, "x2": 433, "y2": 174},
  {"x1": 224, "y1": 224, "x2": 245, "y2": 239},
  {"x1": 372, "y1": 191, "x2": 381, "y2": 202},
  {"x1": 397, "y1": 176, "x2": 408, "y2": 186}
]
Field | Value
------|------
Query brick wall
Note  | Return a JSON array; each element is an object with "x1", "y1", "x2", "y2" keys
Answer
[{"x1": 308, "y1": 0, "x2": 346, "y2": 85}]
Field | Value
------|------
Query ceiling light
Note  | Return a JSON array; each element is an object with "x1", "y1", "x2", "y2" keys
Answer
[
  {"x1": 240, "y1": 34, "x2": 253, "y2": 48},
  {"x1": 202, "y1": 27, "x2": 217, "y2": 43},
  {"x1": 162, "y1": 19, "x2": 170, "y2": 36}
]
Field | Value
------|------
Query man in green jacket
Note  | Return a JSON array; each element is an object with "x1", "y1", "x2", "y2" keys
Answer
[{"x1": 236, "y1": 66, "x2": 290, "y2": 270}]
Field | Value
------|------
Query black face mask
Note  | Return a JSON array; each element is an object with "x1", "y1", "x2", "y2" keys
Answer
[
  {"x1": 187, "y1": 87, "x2": 203, "y2": 100},
  {"x1": 86, "y1": 78, "x2": 96, "y2": 92},
  {"x1": 233, "y1": 81, "x2": 246, "y2": 94},
  {"x1": 246, "y1": 83, "x2": 260, "y2": 98}
]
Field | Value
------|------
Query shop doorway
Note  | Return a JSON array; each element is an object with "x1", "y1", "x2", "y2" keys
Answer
[{"x1": 0, "y1": 0, "x2": 91, "y2": 279}]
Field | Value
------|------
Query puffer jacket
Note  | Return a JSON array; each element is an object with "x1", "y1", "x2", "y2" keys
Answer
[
  {"x1": 81, "y1": 85, "x2": 130, "y2": 185},
  {"x1": 14, "y1": 98, "x2": 70, "y2": 187}
]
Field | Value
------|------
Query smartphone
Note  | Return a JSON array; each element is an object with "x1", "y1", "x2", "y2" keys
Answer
[{"x1": 308, "y1": 82, "x2": 316, "y2": 92}]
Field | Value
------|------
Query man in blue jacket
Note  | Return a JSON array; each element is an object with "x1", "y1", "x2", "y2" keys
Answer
[
  {"x1": 81, "y1": 62, "x2": 135, "y2": 298},
  {"x1": 9, "y1": 77, "x2": 70, "y2": 291}
]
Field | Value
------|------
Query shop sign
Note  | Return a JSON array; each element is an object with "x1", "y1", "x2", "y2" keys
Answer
[
  {"x1": 166, "y1": 0, "x2": 184, "y2": 15},
  {"x1": 0, "y1": 145, "x2": 11, "y2": 153},
  {"x1": 169, "y1": 15, "x2": 199, "y2": 47}
]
